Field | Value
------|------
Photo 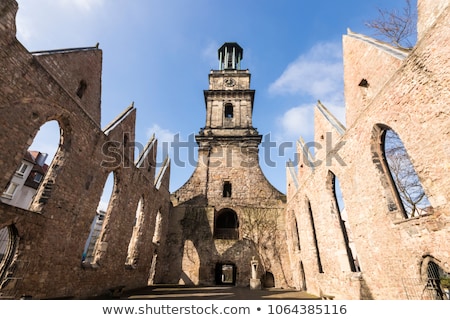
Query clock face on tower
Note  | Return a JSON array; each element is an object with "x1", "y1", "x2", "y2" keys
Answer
[{"x1": 224, "y1": 78, "x2": 236, "y2": 87}]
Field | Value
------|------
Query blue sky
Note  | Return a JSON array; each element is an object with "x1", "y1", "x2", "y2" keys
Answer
[{"x1": 16, "y1": 0, "x2": 416, "y2": 194}]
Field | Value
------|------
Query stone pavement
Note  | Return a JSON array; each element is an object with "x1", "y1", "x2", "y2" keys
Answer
[{"x1": 106, "y1": 285, "x2": 321, "y2": 300}]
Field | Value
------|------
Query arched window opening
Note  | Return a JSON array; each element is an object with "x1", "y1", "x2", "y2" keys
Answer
[
  {"x1": 264, "y1": 271, "x2": 275, "y2": 288},
  {"x1": 214, "y1": 208, "x2": 239, "y2": 240},
  {"x1": 294, "y1": 216, "x2": 301, "y2": 251},
  {"x1": 0, "y1": 225, "x2": 18, "y2": 288},
  {"x1": 299, "y1": 261, "x2": 307, "y2": 291},
  {"x1": 125, "y1": 197, "x2": 144, "y2": 268},
  {"x1": 147, "y1": 253, "x2": 158, "y2": 285},
  {"x1": 381, "y1": 127, "x2": 431, "y2": 218},
  {"x1": 307, "y1": 199, "x2": 323, "y2": 273},
  {"x1": 76, "y1": 80, "x2": 87, "y2": 98},
  {"x1": 153, "y1": 210, "x2": 163, "y2": 245},
  {"x1": 223, "y1": 181, "x2": 232, "y2": 197},
  {"x1": 329, "y1": 172, "x2": 360, "y2": 272},
  {"x1": 224, "y1": 103, "x2": 233, "y2": 119},
  {"x1": 421, "y1": 257, "x2": 449, "y2": 300},
  {"x1": 82, "y1": 172, "x2": 115, "y2": 265},
  {"x1": 1, "y1": 120, "x2": 59, "y2": 210}
]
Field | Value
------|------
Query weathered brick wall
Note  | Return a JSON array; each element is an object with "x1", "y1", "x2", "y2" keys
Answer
[
  {"x1": 167, "y1": 140, "x2": 290, "y2": 288},
  {"x1": 417, "y1": 0, "x2": 449, "y2": 39},
  {"x1": 285, "y1": 0, "x2": 450, "y2": 299},
  {"x1": 34, "y1": 49, "x2": 102, "y2": 125},
  {"x1": 342, "y1": 32, "x2": 407, "y2": 127},
  {"x1": 0, "y1": 0, "x2": 170, "y2": 299},
  {"x1": 3, "y1": 0, "x2": 448, "y2": 300}
]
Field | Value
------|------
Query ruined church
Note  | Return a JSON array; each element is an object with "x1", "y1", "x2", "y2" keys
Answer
[{"x1": 1, "y1": 0, "x2": 450, "y2": 300}]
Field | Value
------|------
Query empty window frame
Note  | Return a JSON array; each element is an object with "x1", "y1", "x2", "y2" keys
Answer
[
  {"x1": 373, "y1": 125, "x2": 431, "y2": 219},
  {"x1": 125, "y1": 197, "x2": 145, "y2": 267},
  {"x1": 307, "y1": 199, "x2": 323, "y2": 273},
  {"x1": 33, "y1": 173, "x2": 43, "y2": 183},
  {"x1": 81, "y1": 210, "x2": 105, "y2": 264},
  {"x1": 294, "y1": 216, "x2": 301, "y2": 251},
  {"x1": 329, "y1": 171, "x2": 360, "y2": 272},
  {"x1": 224, "y1": 103, "x2": 233, "y2": 118},
  {"x1": 223, "y1": 181, "x2": 232, "y2": 197},
  {"x1": 76, "y1": 80, "x2": 87, "y2": 98},
  {"x1": 2, "y1": 182, "x2": 19, "y2": 199},
  {"x1": 153, "y1": 210, "x2": 163, "y2": 245},
  {"x1": 15, "y1": 163, "x2": 29, "y2": 176},
  {"x1": 28, "y1": 120, "x2": 62, "y2": 210},
  {"x1": 82, "y1": 172, "x2": 115, "y2": 265},
  {"x1": 214, "y1": 208, "x2": 239, "y2": 240}
]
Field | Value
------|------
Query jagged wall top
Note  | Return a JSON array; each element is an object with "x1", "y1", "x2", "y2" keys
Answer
[{"x1": 0, "y1": 0, "x2": 18, "y2": 42}]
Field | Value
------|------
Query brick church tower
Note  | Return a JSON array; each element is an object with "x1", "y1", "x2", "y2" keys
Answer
[{"x1": 159, "y1": 43, "x2": 290, "y2": 288}]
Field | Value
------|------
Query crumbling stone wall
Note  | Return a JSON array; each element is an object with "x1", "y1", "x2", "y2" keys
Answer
[
  {"x1": 285, "y1": 0, "x2": 450, "y2": 299},
  {"x1": 0, "y1": 0, "x2": 170, "y2": 299}
]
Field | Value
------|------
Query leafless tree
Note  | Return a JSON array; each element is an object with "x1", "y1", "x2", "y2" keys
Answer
[
  {"x1": 384, "y1": 129, "x2": 431, "y2": 218},
  {"x1": 365, "y1": 0, "x2": 417, "y2": 49},
  {"x1": 240, "y1": 207, "x2": 289, "y2": 285},
  {"x1": 240, "y1": 207, "x2": 279, "y2": 254}
]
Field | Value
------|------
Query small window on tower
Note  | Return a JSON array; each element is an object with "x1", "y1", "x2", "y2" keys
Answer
[
  {"x1": 225, "y1": 103, "x2": 233, "y2": 118},
  {"x1": 223, "y1": 181, "x2": 232, "y2": 197}
]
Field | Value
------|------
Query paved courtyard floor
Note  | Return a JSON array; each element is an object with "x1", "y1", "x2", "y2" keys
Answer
[{"x1": 112, "y1": 285, "x2": 320, "y2": 300}]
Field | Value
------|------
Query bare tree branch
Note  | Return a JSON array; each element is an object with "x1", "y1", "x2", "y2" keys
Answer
[
  {"x1": 365, "y1": 0, "x2": 417, "y2": 49},
  {"x1": 384, "y1": 129, "x2": 431, "y2": 217}
]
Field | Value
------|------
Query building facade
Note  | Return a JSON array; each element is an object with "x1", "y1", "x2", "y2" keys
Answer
[
  {"x1": 0, "y1": 0, "x2": 449, "y2": 300},
  {"x1": 0, "y1": 0, "x2": 170, "y2": 299},
  {"x1": 1, "y1": 151, "x2": 48, "y2": 210},
  {"x1": 284, "y1": 0, "x2": 450, "y2": 299},
  {"x1": 162, "y1": 43, "x2": 289, "y2": 288}
]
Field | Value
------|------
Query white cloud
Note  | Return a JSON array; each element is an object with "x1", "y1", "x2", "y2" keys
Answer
[
  {"x1": 276, "y1": 101, "x2": 346, "y2": 143},
  {"x1": 271, "y1": 41, "x2": 346, "y2": 143},
  {"x1": 16, "y1": 0, "x2": 106, "y2": 49},
  {"x1": 147, "y1": 124, "x2": 176, "y2": 144},
  {"x1": 146, "y1": 124, "x2": 177, "y2": 164},
  {"x1": 276, "y1": 104, "x2": 314, "y2": 142},
  {"x1": 269, "y1": 41, "x2": 343, "y2": 101}
]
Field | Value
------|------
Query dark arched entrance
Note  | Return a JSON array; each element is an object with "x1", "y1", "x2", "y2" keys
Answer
[
  {"x1": 214, "y1": 208, "x2": 239, "y2": 240},
  {"x1": 264, "y1": 271, "x2": 275, "y2": 288}
]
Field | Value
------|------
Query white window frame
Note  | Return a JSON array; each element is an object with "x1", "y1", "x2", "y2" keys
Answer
[
  {"x1": 15, "y1": 162, "x2": 29, "y2": 177},
  {"x1": 33, "y1": 172, "x2": 43, "y2": 183},
  {"x1": 3, "y1": 182, "x2": 19, "y2": 199}
]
